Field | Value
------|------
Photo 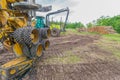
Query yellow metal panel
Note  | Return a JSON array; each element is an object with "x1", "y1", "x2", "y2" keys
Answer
[
  {"x1": 16, "y1": 59, "x2": 33, "y2": 67},
  {"x1": 7, "y1": 0, "x2": 24, "y2": 3},
  {"x1": 1, "y1": 57, "x2": 27, "y2": 68},
  {"x1": 0, "y1": 58, "x2": 33, "y2": 79},
  {"x1": 1, "y1": 70, "x2": 6, "y2": 76},
  {"x1": 0, "y1": 0, "x2": 8, "y2": 9},
  {"x1": 8, "y1": 17, "x2": 27, "y2": 28},
  {"x1": 50, "y1": 24, "x2": 61, "y2": 30},
  {"x1": 7, "y1": 0, "x2": 16, "y2": 3},
  {"x1": 10, "y1": 69, "x2": 16, "y2": 75},
  {"x1": 13, "y1": 43, "x2": 24, "y2": 57}
]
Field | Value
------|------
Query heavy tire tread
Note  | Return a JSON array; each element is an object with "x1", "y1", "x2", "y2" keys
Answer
[
  {"x1": 22, "y1": 43, "x2": 31, "y2": 58},
  {"x1": 23, "y1": 27, "x2": 39, "y2": 45},
  {"x1": 13, "y1": 28, "x2": 24, "y2": 44},
  {"x1": 51, "y1": 28, "x2": 60, "y2": 37},
  {"x1": 37, "y1": 29, "x2": 43, "y2": 42},
  {"x1": 30, "y1": 43, "x2": 43, "y2": 58},
  {"x1": 38, "y1": 28, "x2": 50, "y2": 39}
]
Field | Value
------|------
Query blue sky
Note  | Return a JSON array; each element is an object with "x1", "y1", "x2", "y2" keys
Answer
[{"x1": 36, "y1": 0, "x2": 120, "y2": 24}]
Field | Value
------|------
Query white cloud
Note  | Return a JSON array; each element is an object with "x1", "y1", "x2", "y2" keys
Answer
[{"x1": 36, "y1": 0, "x2": 120, "y2": 24}]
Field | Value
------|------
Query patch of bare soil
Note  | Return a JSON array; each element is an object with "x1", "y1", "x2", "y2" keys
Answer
[{"x1": 1, "y1": 34, "x2": 120, "y2": 80}]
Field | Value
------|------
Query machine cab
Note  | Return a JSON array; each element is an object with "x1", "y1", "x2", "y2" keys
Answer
[{"x1": 32, "y1": 16, "x2": 46, "y2": 29}]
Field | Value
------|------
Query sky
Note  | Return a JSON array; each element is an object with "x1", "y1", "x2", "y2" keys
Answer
[{"x1": 36, "y1": 0, "x2": 120, "y2": 24}]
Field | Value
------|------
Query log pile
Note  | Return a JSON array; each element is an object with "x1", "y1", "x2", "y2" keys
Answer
[
  {"x1": 78, "y1": 26, "x2": 117, "y2": 34},
  {"x1": 104, "y1": 26, "x2": 116, "y2": 34},
  {"x1": 77, "y1": 27, "x2": 87, "y2": 32}
]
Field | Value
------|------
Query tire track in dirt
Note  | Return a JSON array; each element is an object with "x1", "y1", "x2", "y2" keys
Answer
[
  {"x1": 43, "y1": 35, "x2": 99, "y2": 59},
  {"x1": 32, "y1": 34, "x2": 120, "y2": 80},
  {"x1": 33, "y1": 61, "x2": 120, "y2": 80}
]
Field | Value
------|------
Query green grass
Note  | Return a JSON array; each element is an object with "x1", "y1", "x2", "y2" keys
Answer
[
  {"x1": 102, "y1": 34, "x2": 120, "y2": 41},
  {"x1": 61, "y1": 29, "x2": 99, "y2": 36},
  {"x1": 62, "y1": 29, "x2": 120, "y2": 60},
  {"x1": 96, "y1": 42, "x2": 120, "y2": 59},
  {"x1": 96, "y1": 33, "x2": 120, "y2": 59},
  {"x1": 44, "y1": 51, "x2": 81, "y2": 64},
  {"x1": 45, "y1": 55, "x2": 81, "y2": 64},
  {"x1": 61, "y1": 29, "x2": 78, "y2": 35}
]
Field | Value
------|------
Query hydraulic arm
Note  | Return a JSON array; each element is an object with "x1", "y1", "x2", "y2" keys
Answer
[{"x1": 46, "y1": 7, "x2": 69, "y2": 31}]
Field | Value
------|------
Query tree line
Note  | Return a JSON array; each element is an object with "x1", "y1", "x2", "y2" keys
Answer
[
  {"x1": 51, "y1": 15, "x2": 120, "y2": 33},
  {"x1": 51, "y1": 21, "x2": 85, "y2": 29},
  {"x1": 86, "y1": 15, "x2": 120, "y2": 33}
]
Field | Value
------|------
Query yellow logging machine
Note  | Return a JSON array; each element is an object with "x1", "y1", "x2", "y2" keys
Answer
[{"x1": 0, "y1": 0, "x2": 51, "y2": 80}]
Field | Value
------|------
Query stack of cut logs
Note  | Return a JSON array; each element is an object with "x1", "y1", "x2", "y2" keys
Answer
[{"x1": 78, "y1": 26, "x2": 116, "y2": 34}]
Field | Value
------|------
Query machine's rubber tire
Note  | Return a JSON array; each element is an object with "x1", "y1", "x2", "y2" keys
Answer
[
  {"x1": 51, "y1": 28, "x2": 60, "y2": 37},
  {"x1": 41, "y1": 40, "x2": 50, "y2": 50},
  {"x1": 22, "y1": 43, "x2": 31, "y2": 58},
  {"x1": 13, "y1": 28, "x2": 24, "y2": 44},
  {"x1": 22, "y1": 27, "x2": 39, "y2": 45},
  {"x1": 30, "y1": 43, "x2": 43, "y2": 58},
  {"x1": 12, "y1": 43, "x2": 31, "y2": 58},
  {"x1": 38, "y1": 28, "x2": 51, "y2": 40},
  {"x1": 38, "y1": 51, "x2": 44, "y2": 60},
  {"x1": 37, "y1": 29, "x2": 43, "y2": 42}
]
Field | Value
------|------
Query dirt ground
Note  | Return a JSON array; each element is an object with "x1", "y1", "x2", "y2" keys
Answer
[{"x1": 1, "y1": 32, "x2": 120, "y2": 80}]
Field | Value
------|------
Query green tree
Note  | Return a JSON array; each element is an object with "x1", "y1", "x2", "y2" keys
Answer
[
  {"x1": 86, "y1": 22, "x2": 94, "y2": 28},
  {"x1": 110, "y1": 15, "x2": 120, "y2": 33},
  {"x1": 66, "y1": 22, "x2": 84, "y2": 29},
  {"x1": 86, "y1": 15, "x2": 120, "y2": 33},
  {"x1": 95, "y1": 16, "x2": 111, "y2": 26}
]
